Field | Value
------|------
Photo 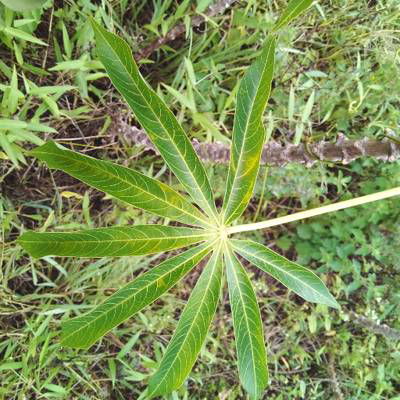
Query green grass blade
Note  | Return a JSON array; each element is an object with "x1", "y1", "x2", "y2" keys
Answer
[
  {"x1": 61, "y1": 242, "x2": 214, "y2": 349},
  {"x1": 30, "y1": 141, "x2": 211, "y2": 228},
  {"x1": 18, "y1": 225, "x2": 211, "y2": 258},
  {"x1": 223, "y1": 37, "x2": 276, "y2": 224},
  {"x1": 147, "y1": 245, "x2": 223, "y2": 397},
  {"x1": 224, "y1": 244, "x2": 268, "y2": 400},
  {"x1": 273, "y1": 0, "x2": 313, "y2": 31},
  {"x1": 90, "y1": 20, "x2": 218, "y2": 220},
  {"x1": 232, "y1": 239, "x2": 339, "y2": 309}
]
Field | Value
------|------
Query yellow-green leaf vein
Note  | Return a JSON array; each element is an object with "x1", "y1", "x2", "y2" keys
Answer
[
  {"x1": 18, "y1": 225, "x2": 211, "y2": 258},
  {"x1": 232, "y1": 239, "x2": 339, "y2": 309},
  {"x1": 91, "y1": 20, "x2": 218, "y2": 220},
  {"x1": 30, "y1": 141, "x2": 211, "y2": 228},
  {"x1": 223, "y1": 36, "x2": 276, "y2": 224},
  {"x1": 225, "y1": 244, "x2": 268, "y2": 400},
  {"x1": 61, "y1": 242, "x2": 214, "y2": 349},
  {"x1": 147, "y1": 244, "x2": 223, "y2": 397}
]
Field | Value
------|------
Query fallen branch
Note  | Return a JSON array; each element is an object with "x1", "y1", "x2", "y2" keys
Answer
[
  {"x1": 110, "y1": 118, "x2": 400, "y2": 167},
  {"x1": 349, "y1": 311, "x2": 400, "y2": 341},
  {"x1": 135, "y1": 0, "x2": 237, "y2": 61}
]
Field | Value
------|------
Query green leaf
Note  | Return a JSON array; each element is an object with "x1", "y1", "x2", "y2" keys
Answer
[
  {"x1": 147, "y1": 245, "x2": 223, "y2": 397},
  {"x1": 61, "y1": 242, "x2": 214, "y2": 349},
  {"x1": 18, "y1": 225, "x2": 211, "y2": 258},
  {"x1": 0, "y1": 0, "x2": 47, "y2": 11},
  {"x1": 30, "y1": 141, "x2": 212, "y2": 228},
  {"x1": 232, "y1": 240, "x2": 339, "y2": 309},
  {"x1": 0, "y1": 119, "x2": 56, "y2": 133},
  {"x1": 0, "y1": 131, "x2": 19, "y2": 167},
  {"x1": 90, "y1": 20, "x2": 218, "y2": 220},
  {"x1": 224, "y1": 244, "x2": 268, "y2": 400},
  {"x1": 2, "y1": 27, "x2": 47, "y2": 46},
  {"x1": 223, "y1": 36, "x2": 276, "y2": 224},
  {"x1": 273, "y1": 0, "x2": 313, "y2": 31}
]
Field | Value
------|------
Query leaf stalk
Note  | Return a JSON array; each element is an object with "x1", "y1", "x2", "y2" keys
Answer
[{"x1": 226, "y1": 187, "x2": 400, "y2": 235}]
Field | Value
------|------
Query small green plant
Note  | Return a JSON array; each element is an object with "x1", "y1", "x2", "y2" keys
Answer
[
  {"x1": 0, "y1": 4, "x2": 77, "y2": 167},
  {"x1": 17, "y1": 0, "x2": 400, "y2": 398}
]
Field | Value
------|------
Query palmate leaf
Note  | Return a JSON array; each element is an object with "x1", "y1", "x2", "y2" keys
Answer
[
  {"x1": 223, "y1": 36, "x2": 276, "y2": 225},
  {"x1": 16, "y1": 3, "x2": 333, "y2": 398},
  {"x1": 30, "y1": 141, "x2": 211, "y2": 228},
  {"x1": 224, "y1": 244, "x2": 268, "y2": 400},
  {"x1": 90, "y1": 20, "x2": 218, "y2": 221},
  {"x1": 61, "y1": 242, "x2": 214, "y2": 349},
  {"x1": 147, "y1": 244, "x2": 223, "y2": 398},
  {"x1": 18, "y1": 225, "x2": 211, "y2": 258},
  {"x1": 273, "y1": 0, "x2": 313, "y2": 31},
  {"x1": 232, "y1": 240, "x2": 339, "y2": 309}
]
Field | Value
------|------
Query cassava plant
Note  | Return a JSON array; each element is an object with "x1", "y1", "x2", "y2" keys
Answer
[{"x1": 18, "y1": 0, "x2": 400, "y2": 398}]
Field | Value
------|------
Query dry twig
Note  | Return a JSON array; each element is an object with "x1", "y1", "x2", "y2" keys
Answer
[{"x1": 349, "y1": 311, "x2": 400, "y2": 341}]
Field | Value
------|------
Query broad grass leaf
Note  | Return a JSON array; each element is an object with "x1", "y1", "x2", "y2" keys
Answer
[
  {"x1": 225, "y1": 245, "x2": 268, "y2": 400},
  {"x1": 147, "y1": 245, "x2": 223, "y2": 397},
  {"x1": 3, "y1": 27, "x2": 47, "y2": 46},
  {"x1": 61, "y1": 242, "x2": 214, "y2": 349},
  {"x1": 223, "y1": 36, "x2": 276, "y2": 224},
  {"x1": 90, "y1": 20, "x2": 218, "y2": 220},
  {"x1": 18, "y1": 225, "x2": 211, "y2": 258},
  {"x1": 232, "y1": 239, "x2": 339, "y2": 308},
  {"x1": 31, "y1": 141, "x2": 211, "y2": 228}
]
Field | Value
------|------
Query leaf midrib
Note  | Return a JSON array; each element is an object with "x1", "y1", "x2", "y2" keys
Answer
[
  {"x1": 224, "y1": 40, "x2": 274, "y2": 220},
  {"x1": 275, "y1": 0, "x2": 310, "y2": 30},
  {"x1": 62, "y1": 243, "x2": 213, "y2": 346},
  {"x1": 94, "y1": 25, "x2": 218, "y2": 221},
  {"x1": 149, "y1": 245, "x2": 222, "y2": 395},
  {"x1": 21, "y1": 233, "x2": 209, "y2": 245},
  {"x1": 226, "y1": 248, "x2": 260, "y2": 397},
  {"x1": 235, "y1": 244, "x2": 327, "y2": 301},
  {"x1": 35, "y1": 147, "x2": 212, "y2": 228}
]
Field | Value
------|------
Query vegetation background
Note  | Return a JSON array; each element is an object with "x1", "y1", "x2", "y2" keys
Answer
[{"x1": 1, "y1": 0, "x2": 400, "y2": 398}]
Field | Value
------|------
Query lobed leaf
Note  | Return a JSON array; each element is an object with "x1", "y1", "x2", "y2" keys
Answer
[
  {"x1": 232, "y1": 239, "x2": 339, "y2": 309},
  {"x1": 30, "y1": 141, "x2": 211, "y2": 228},
  {"x1": 90, "y1": 20, "x2": 218, "y2": 220},
  {"x1": 223, "y1": 36, "x2": 276, "y2": 224},
  {"x1": 147, "y1": 244, "x2": 223, "y2": 397},
  {"x1": 273, "y1": 0, "x2": 313, "y2": 31},
  {"x1": 61, "y1": 242, "x2": 214, "y2": 349},
  {"x1": 18, "y1": 225, "x2": 211, "y2": 258},
  {"x1": 224, "y1": 244, "x2": 268, "y2": 400}
]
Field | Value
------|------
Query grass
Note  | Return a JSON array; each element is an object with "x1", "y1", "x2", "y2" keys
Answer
[{"x1": 1, "y1": 0, "x2": 400, "y2": 399}]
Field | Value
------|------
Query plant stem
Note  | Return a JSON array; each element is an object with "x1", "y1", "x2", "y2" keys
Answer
[
  {"x1": 226, "y1": 187, "x2": 400, "y2": 235},
  {"x1": 111, "y1": 117, "x2": 400, "y2": 166}
]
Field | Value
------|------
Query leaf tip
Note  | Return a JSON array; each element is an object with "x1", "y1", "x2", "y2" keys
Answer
[{"x1": 328, "y1": 297, "x2": 341, "y2": 310}]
